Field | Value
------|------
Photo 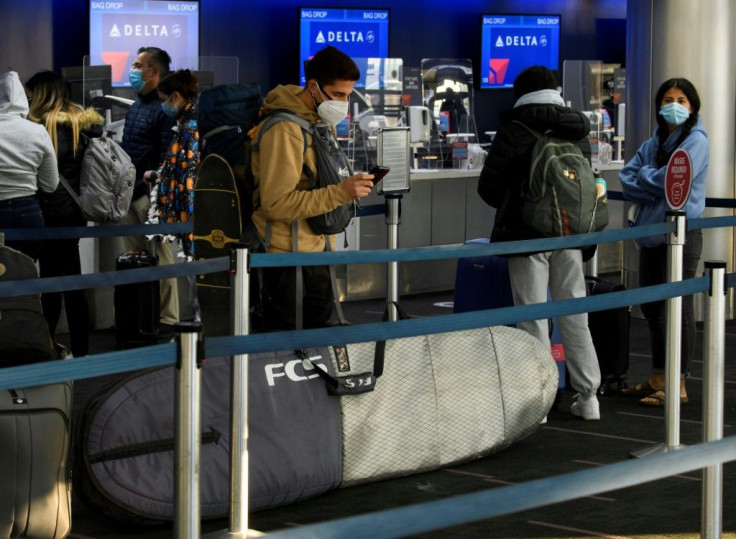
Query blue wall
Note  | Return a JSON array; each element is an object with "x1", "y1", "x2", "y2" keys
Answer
[{"x1": 47, "y1": 0, "x2": 626, "y2": 133}]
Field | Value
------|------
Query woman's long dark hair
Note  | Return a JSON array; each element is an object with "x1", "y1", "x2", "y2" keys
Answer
[{"x1": 654, "y1": 77, "x2": 700, "y2": 167}]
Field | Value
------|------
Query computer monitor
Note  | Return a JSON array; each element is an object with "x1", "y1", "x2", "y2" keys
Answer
[
  {"x1": 61, "y1": 65, "x2": 113, "y2": 109},
  {"x1": 479, "y1": 14, "x2": 561, "y2": 89},
  {"x1": 89, "y1": 0, "x2": 200, "y2": 87},
  {"x1": 298, "y1": 7, "x2": 389, "y2": 85}
]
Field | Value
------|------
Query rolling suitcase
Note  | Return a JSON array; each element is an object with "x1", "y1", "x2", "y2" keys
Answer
[
  {"x1": 0, "y1": 382, "x2": 73, "y2": 538},
  {"x1": 453, "y1": 238, "x2": 513, "y2": 314},
  {"x1": 114, "y1": 249, "x2": 160, "y2": 349},
  {"x1": 586, "y1": 277, "x2": 630, "y2": 394}
]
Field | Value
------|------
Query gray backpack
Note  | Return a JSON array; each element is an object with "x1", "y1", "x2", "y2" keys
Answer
[{"x1": 60, "y1": 133, "x2": 136, "y2": 223}]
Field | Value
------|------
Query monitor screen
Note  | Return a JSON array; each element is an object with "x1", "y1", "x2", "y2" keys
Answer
[
  {"x1": 89, "y1": 0, "x2": 200, "y2": 87},
  {"x1": 61, "y1": 65, "x2": 112, "y2": 108},
  {"x1": 479, "y1": 14, "x2": 561, "y2": 90},
  {"x1": 298, "y1": 7, "x2": 390, "y2": 85}
]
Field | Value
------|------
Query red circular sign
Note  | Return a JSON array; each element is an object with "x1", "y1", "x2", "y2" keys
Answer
[{"x1": 665, "y1": 148, "x2": 692, "y2": 210}]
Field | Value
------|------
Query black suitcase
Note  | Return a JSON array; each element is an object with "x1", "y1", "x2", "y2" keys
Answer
[
  {"x1": 586, "y1": 277, "x2": 630, "y2": 395},
  {"x1": 114, "y1": 250, "x2": 160, "y2": 349}
]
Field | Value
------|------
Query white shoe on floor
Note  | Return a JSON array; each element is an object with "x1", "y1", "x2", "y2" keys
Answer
[{"x1": 571, "y1": 393, "x2": 600, "y2": 420}]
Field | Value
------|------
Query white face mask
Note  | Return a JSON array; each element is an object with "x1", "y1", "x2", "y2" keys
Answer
[{"x1": 313, "y1": 84, "x2": 349, "y2": 126}]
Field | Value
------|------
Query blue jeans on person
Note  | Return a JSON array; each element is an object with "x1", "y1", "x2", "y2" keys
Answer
[
  {"x1": 638, "y1": 229, "x2": 703, "y2": 376},
  {"x1": 0, "y1": 195, "x2": 45, "y2": 260}
]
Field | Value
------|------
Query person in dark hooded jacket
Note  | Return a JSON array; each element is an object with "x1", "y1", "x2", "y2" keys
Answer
[
  {"x1": 26, "y1": 69, "x2": 105, "y2": 357},
  {"x1": 478, "y1": 65, "x2": 601, "y2": 420}
]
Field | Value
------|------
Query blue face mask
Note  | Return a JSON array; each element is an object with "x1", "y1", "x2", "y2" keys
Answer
[
  {"x1": 161, "y1": 100, "x2": 179, "y2": 118},
  {"x1": 659, "y1": 102, "x2": 691, "y2": 126},
  {"x1": 129, "y1": 69, "x2": 145, "y2": 92}
]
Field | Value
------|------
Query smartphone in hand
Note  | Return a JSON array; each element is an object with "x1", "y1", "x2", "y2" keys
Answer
[{"x1": 368, "y1": 166, "x2": 390, "y2": 188}]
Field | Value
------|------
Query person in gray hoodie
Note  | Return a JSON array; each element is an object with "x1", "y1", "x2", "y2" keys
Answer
[{"x1": 0, "y1": 71, "x2": 59, "y2": 260}]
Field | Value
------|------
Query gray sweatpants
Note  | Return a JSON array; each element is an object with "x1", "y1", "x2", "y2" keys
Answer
[{"x1": 507, "y1": 249, "x2": 601, "y2": 397}]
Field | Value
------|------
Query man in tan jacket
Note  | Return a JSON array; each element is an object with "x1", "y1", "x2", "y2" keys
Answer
[{"x1": 252, "y1": 46, "x2": 375, "y2": 331}]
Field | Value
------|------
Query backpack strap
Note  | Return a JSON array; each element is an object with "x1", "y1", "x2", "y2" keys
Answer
[
  {"x1": 58, "y1": 174, "x2": 83, "y2": 208},
  {"x1": 254, "y1": 111, "x2": 313, "y2": 250},
  {"x1": 511, "y1": 120, "x2": 544, "y2": 139}
]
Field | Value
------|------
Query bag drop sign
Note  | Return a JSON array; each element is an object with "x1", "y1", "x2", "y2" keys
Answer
[{"x1": 665, "y1": 148, "x2": 692, "y2": 210}]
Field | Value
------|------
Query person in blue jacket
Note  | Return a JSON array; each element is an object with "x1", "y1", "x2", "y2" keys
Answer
[{"x1": 619, "y1": 77, "x2": 708, "y2": 406}]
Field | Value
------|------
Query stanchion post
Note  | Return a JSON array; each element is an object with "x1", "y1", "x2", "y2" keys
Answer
[
  {"x1": 174, "y1": 322, "x2": 204, "y2": 539},
  {"x1": 664, "y1": 211, "x2": 686, "y2": 449},
  {"x1": 386, "y1": 195, "x2": 401, "y2": 321},
  {"x1": 631, "y1": 211, "x2": 686, "y2": 458},
  {"x1": 230, "y1": 244, "x2": 250, "y2": 535},
  {"x1": 702, "y1": 260, "x2": 726, "y2": 538}
]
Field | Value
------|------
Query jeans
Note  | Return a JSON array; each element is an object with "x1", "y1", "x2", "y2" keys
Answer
[
  {"x1": 638, "y1": 229, "x2": 703, "y2": 375},
  {"x1": 508, "y1": 249, "x2": 601, "y2": 396},
  {"x1": 0, "y1": 196, "x2": 44, "y2": 260}
]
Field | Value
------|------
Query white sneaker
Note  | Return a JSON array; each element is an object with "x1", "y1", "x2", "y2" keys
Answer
[{"x1": 570, "y1": 393, "x2": 600, "y2": 420}]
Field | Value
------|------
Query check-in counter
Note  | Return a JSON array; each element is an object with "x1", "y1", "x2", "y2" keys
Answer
[{"x1": 339, "y1": 164, "x2": 625, "y2": 301}]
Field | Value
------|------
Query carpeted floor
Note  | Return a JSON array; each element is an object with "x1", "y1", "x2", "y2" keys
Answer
[{"x1": 67, "y1": 288, "x2": 736, "y2": 538}]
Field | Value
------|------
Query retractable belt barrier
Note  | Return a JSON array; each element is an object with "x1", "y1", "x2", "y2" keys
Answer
[{"x1": 1, "y1": 205, "x2": 736, "y2": 538}]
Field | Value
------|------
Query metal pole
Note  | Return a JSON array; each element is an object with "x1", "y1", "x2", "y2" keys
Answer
[
  {"x1": 631, "y1": 211, "x2": 686, "y2": 458},
  {"x1": 175, "y1": 322, "x2": 204, "y2": 539},
  {"x1": 583, "y1": 249, "x2": 598, "y2": 278},
  {"x1": 664, "y1": 211, "x2": 686, "y2": 449},
  {"x1": 702, "y1": 261, "x2": 726, "y2": 539},
  {"x1": 230, "y1": 244, "x2": 250, "y2": 535},
  {"x1": 386, "y1": 195, "x2": 401, "y2": 321}
]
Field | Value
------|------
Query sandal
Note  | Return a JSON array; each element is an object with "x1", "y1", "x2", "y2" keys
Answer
[
  {"x1": 621, "y1": 380, "x2": 661, "y2": 398},
  {"x1": 639, "y1": 390, "x2": 689, "y2": 407}
]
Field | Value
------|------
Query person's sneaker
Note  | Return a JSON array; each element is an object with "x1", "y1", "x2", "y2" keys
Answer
[{"x1": 570, "y1": 393, "x2": 600, "y2": 420}]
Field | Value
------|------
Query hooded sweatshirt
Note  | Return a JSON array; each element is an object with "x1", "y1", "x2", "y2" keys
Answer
[
  {"x1": 619, "y1": 117, "x2": 708, "y2": 248},
  {"x1": 251, "y1": 84, "x2": 353, "y2": 253},
  {"x1": 0, "y1": 71, "x2": 59, "y2": 201}
]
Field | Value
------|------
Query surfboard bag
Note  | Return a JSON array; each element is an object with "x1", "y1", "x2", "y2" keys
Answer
[
  {"x1": 73, "y1": 349, "x2": 342, "y2": 523},
  {"x1": 73, "y1": 326, "x2": 557, "y2": 522}
]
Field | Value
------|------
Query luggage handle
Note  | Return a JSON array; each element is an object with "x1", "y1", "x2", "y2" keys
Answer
[{"x1": 298, "y1": 300, "x2": 410, "y2": 396}]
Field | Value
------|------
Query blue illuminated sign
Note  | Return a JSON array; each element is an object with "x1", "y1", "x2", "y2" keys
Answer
[
  {"x1": 299, "y1": 7, "x2": 390, "y2": 84},
  {"x1": 90, "y1": 0, "x2": 200, "y2": 87},
  {"x1": 480, "y1": 14, "x2": 560, "y2": 90}
]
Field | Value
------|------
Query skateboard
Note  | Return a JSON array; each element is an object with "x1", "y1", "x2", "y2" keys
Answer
[{"x1": 192, "y1": 153, "x2": 242, "y2": 336}]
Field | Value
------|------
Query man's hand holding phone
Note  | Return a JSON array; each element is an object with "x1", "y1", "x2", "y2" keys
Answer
[{"x1": 368, "y1": 166, "x2": 390, "y2": 189}]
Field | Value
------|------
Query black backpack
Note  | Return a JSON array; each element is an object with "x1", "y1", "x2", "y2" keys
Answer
[
  {"x1": 0, "y1": 245, "x2": 55, "y2": 366},
  {"x1": 198, "y1": 82, "x2": 264, "y2": 174}
]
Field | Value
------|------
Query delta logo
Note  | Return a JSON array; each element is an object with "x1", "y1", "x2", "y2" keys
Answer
[
  {"x1": 109, "y1": 23, "x2": 182, "y2": 38},
  {"x1": 488, "y1": 59, "x2": 510, "y2": 85},
  {"x1": 315, "y1": 29, "x2": 374, "y2": 44},
  {"x1": 494, "y1": 34, "x2": 548, "y2": 47}
]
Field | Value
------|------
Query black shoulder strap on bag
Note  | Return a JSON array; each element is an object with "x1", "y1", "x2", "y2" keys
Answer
[{"x1": 298, "y1": 300, "x2": 409, "y2": 396}]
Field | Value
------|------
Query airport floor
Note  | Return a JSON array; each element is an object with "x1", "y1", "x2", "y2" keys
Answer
[{"x1": 66, "y1": 287, "x2": 736, "y2": 538}]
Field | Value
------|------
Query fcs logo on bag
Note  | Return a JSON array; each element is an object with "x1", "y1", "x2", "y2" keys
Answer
[
  {"x1": 264, "y1": 354, "x2": 328, "y2": 386},
  {"x1": 563, "y1": 168, "x2": 577, "y2": 181}
]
